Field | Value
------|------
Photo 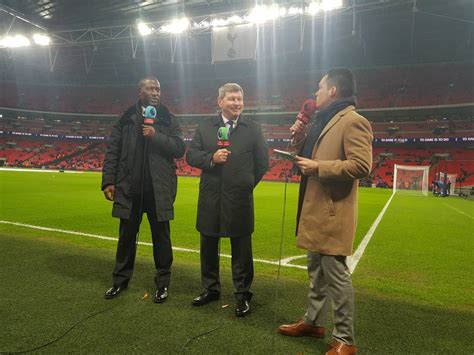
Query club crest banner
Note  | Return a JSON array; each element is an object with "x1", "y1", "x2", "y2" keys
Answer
[{"x1": 212, "y1": 24, "x2": 256, "y2": 62}]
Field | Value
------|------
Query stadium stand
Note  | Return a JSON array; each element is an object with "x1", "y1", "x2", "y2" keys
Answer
[
  {"x1": 2, "y1": 115, "x2": 473, "y2": 190},
  {"x1": 1, "y1": 62, "x2": 473, "y2": 191},
  {"x1": 1, "y1": 63, "x2": 473, "y2": 115}
]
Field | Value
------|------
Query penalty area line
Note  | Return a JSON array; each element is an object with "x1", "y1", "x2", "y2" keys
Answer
[
  {"x1": 349, "y1": 192, "x2": 396, "y2": 274},
  {"x1": 0, "y1": 220, "x2": 306, "y2": 270}
]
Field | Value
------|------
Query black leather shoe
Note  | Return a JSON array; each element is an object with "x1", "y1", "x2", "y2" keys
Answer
[
  {"x1": 191, "y1": 292, "x2": 220, "y2": 306},
  {"x1": 235, "y1": 300, "x2": 250, "y2": 317},
  {"x1": 153, "y1": 287, "x2": 168, "y2": 303},
  {"x1": 104, "y1": 285, "x2": 127, "y2": 299}
]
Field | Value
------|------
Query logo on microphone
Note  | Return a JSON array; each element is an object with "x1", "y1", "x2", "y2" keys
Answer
[
  {"x1": 217, "y1": 126, "x2": 230, "y2": 147},
  {"x1": 144, "y1": 105, "x2": 156, "y2": 125}
]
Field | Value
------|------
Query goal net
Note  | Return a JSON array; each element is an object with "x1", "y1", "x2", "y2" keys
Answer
[{"x1": 393, "y1": 164, "x2": 430, "y2": 196}]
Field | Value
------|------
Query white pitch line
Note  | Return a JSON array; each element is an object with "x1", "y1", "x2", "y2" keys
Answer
[
  {"x1": 0, "y1": 220, "x2": 305, "y2": 270},
  {"x1": 280, "y1": 254, "x2": 306, "y2": 265},
  {"x1": 349, "y1": 192, "x2": 396, "y2": 274},
  {"x1": 442, "y1": 202, "x2": 474, "y2": 220},
  {"x1": 0, "y1": 167, "x2": 86, "y2": 174}
]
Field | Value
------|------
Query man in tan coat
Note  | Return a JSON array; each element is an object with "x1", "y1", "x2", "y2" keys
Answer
[{"x1": 277, "y1": 68, "x2": 373, "y2": 355}]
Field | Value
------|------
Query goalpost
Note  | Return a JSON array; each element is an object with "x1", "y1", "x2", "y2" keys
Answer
[
  {"x1": 446, "y1": 173, "x2": 457, "y2": 195},
  {"x1": 393, "y1": 164, "x2": 430, "y2": 196}
]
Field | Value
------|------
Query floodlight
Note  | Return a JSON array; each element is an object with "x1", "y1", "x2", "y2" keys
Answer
[
  {"x1": 288, "y1": 6, "x2": 304, "y2": 15},
  {"x1": 267, "y1": 4, "x2": 281, "y2": 20},
  {"x1": 0, "y1": 35, "x2": 31, "y2": 48},
  {"x1": 211, "y1": 18, "x2": 228, "y2": 27},
  {"x1": 161, "y1": 18, "x2": 190, "y2": 34},
  {"x1": 138, "y1": 22, "x2": 152, "y2": 36},
  {"x1": 321, "y1": 0, "x2": 343, "y2": 11},
  {"x1": 307, "y1": 2, "x2": 321, "y2": 15},
  {"x1": 33, "y1": 33, "x2": 51, "y2": 46},
  {"x1": 193, "y1": 21, "x2": 210, "y2": 29},
  {"x1": 247, "y1": 4, "x2": 281, "y2": 24},
  {"x1": 228, "y1": 15, "x2": 243, "y2": 24}
]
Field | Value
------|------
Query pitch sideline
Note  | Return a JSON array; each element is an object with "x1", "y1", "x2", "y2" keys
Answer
[
  {"x1": 0, "y1": 220, "x2": 307, "y2": 270},
  {"x1": 1, "y1": 193, "x2": 392, "y2": 274}
]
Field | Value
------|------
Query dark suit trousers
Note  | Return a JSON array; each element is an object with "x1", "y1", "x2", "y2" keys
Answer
[
  {"x1": 200, "y1": 234, "x2": 254, "y2": 301},
  {"x1": 112, "y1": 192, "x2": 173, "y2": 289}
]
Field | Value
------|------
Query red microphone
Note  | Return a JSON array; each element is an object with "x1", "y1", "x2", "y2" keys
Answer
[
  {"x1": 291, "y1": 99, "x2": 317, "y2": 136},
  {"x1": 296, "y1": 99, "x2": 317, "y2": 125}
]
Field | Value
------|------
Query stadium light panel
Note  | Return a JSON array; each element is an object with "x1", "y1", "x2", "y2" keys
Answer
[
  {"x1": 228, "y1": 15, "x2": 243, "y2": 25},
  {"x1": 0, "y1": 35, "x2": 31, "y2": 48},
  {"x1": 321, "y1": 0, "x2": 343, "y2": 11},
  {"x1": 161, "y1": 18, "x2": 190, "y2": 34},
  {"x1": 211, "y1": 18, "x2": 229, "y2": 27},
  {"x1": 33, "y1": 33, "x2": 51, "y2": 46},
  {"x1": 247, "y1": 5, "x2": 281, "y2": 24},
  {"x1": 138, "y1": 22, "x2": 152, "y2": 36},
  {"x1": 193, "y1": 20, "x2": 210, "y2": 29},
  {"x1": 288, "y1": 6, "x2": 304, "y2": 15},
  {"x1": 306, "y1": 2, "x2": 321, "y2": 15},
  {"x1": 267, "y1": 4, "x2": 282, "y2": 20}
]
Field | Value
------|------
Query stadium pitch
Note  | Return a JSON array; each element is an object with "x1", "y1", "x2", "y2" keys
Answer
[{"x1": 1, "y1": 170, "x2": 473, "y2": 353}]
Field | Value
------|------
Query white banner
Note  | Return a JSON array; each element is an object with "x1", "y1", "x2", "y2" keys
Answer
[{"x1": 212, "y1": 24, "x2": 256, "y2": 62}]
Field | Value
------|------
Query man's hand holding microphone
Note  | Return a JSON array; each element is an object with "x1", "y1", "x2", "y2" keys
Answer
[
  {"x1": 290, "y1": 99, "x2": 319, "y2": 175},
  {"x1": 213, "y1": 149, "x2": 231, "y2": 164},
  {"x1": 290, "y1": 99, "x2": 317, "y2": 139},
  {"x1": 212, "y1": 125, "x2": 232, "y2": 165}
]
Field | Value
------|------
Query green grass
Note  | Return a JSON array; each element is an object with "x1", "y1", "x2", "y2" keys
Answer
[{"x1": 1, "y1": 170, "x2": 473, "y2": 354}]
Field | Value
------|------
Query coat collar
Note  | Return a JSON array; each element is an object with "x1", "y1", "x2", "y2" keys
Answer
[{"x1": 315, "y1": 105, "x2": 355, "y2": 146}]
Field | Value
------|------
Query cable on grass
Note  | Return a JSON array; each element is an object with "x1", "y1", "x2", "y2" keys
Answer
[
  {"x1": 271, "y1": 149, "x2": 292, "y2": 352},
  {"x1": 178, "y1": 325, "x2": 221, "y2": 354},
  {"x1": 179, "y1": 238, "x2": 226, "y2": 354},
  {"x1": 0, "y1": 306, "x2": 116, "y2": 354}
]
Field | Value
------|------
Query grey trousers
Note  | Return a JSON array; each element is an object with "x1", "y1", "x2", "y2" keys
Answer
[{"x1": 303, "y1": 251, "x2": 355, "y2": 345}]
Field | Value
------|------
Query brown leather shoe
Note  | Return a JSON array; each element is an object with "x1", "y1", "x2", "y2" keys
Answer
[
  {"x1": 326, "y1": 339, "x2": 357, "y2": 355},
  {"x1": 277, "y1": 319, "x2": 325, "y2": 338}
]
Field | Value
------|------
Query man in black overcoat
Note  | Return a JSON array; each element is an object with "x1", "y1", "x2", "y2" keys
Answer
[
  {"x1": 101, "y1": 76, "x2": 186, "y2": 302},
  {"x1": 186, "y1": 83, "x2": 269, "y2": 317}
]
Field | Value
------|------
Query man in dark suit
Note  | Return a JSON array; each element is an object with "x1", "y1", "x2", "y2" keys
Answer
[
  {"x1": 101, "y1": 76, "x2": 186, "y2": 303},
  {"x1": 186, "y1": 83, "x2": 269, "y2": 317}
]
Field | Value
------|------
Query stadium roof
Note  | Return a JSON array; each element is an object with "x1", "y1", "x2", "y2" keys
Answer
[{"x1": 1, "y1": 0, "x2": 473, "y2": 84}]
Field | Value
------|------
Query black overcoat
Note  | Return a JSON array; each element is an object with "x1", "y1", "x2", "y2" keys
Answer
[
  {"x1": 101, "y1": 102, "x2": 186, "y2": 221},
  {"x1": 186, "y1": 115, "x2": 269, "y2": 237}
]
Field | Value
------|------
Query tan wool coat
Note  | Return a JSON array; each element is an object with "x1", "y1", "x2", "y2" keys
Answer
[{"x1": 291, "y1": 105, "x2": 373, "y2": 256}]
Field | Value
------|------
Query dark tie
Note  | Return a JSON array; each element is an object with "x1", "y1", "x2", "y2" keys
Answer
[{"x1": 228, "y1": 121, "x2": 234, "y2": 136}]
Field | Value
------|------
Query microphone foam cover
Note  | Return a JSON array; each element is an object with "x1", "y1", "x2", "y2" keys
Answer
[
  {"x1": 144, "y1": 106, "x2": 157, "y2": 119},
  {"x1": 217, "y1": 126, "x2": 230, "y2": 141},
  {"x1": 301, "y1": 99, "x2": 317, "y2": 116}
]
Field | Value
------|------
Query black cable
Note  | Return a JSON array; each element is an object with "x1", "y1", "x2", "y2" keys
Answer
[
  {"x1": 178, "y1": 325, "x2": 221, "y2": 354},
  {"x1": 2, "y1": 131, "x2": 151, "y2": 355},
  {"x1": 179, "y1": 236, "x2": 225, "y2": 353},
  {"x1": 271, "y1": 165, "x2": 290, "y2": 353},
  {"x1": 0, "y1": 306, "x2": 116, "y2": 354}
]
